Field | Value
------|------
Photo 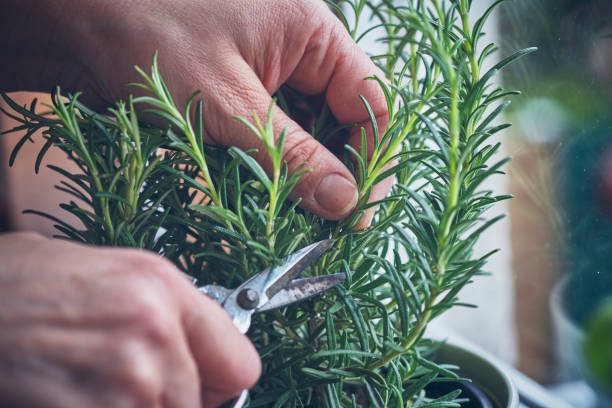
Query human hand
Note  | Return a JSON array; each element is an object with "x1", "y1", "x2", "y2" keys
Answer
[
  {"x1": 1, "y1": 0, "x2": 390, "y2": 227},
  {"x1": 0, "y1": 232, "x2": 260, "y2": 408}
]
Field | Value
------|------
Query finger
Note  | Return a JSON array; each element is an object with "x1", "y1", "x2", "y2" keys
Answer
[
  {"x1": 285, "y1": 2, "x2": 391, "y2": 226},
  {"x1": 354, "y1": 172, "x2": 395, "y2": 230},
  {"x1": 171, "y1": 273, "x2": 261, "y2": 407},
  {"x1": 159, "y1": 331, "x2": 202, "y2": 408},
  {"x1": 202, "y1": 58, "x2": 359, "y2": 220},
  {"x1": 287, "y1": 7, "x2": 388, "y2": 129}
]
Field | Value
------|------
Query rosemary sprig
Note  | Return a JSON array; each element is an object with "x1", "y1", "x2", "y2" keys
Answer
[{"x1": 132, "y1": 54, "x2": 222, "y2": 209}]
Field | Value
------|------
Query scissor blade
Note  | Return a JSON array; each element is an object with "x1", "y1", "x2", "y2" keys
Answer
[
  {"x1": 264, "y1": 239, "x2": 335, "y2": 300},
  {"x1": 257, "y1": 273, "x2": 345, "y2": 313}
]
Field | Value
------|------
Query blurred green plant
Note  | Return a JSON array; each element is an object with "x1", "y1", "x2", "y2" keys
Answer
[
  {"x1": 584, "y1": 296, "x2": 612, "y2": 396},
  {"x1": 1, "y1": 0, "x2": 532, "y2": 406}
]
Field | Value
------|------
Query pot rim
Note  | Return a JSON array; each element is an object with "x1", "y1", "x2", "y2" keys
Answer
[{"x1": 433, "y1": 341, "x2": 519, "y2": 408}]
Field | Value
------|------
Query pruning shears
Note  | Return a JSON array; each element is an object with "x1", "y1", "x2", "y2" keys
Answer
[{"x1": 198, "y1": 239, "x2": 345, "y2": 407}]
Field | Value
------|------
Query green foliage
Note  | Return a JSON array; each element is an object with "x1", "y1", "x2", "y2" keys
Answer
[
  {"x1": 1, "y1": 0, "x2": 533, "y2": 406},
  {"x1": 584, "y1": 296, "x2": 612, "y2": 395}
]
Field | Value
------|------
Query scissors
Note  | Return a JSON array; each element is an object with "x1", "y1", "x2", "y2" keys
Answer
[{"x1": 198, "y1": 239, "x2": 345, "y2": 407}]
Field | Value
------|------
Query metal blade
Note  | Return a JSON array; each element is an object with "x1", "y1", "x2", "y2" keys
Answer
[
  {"x1": 264, "y1": 239, "x2": 335, "y2": 300},
  {"x1": 198, "y1": 285, "x2": 233, "y2": 305},
  {"x1": 257, "y1": 273, "x2": 345, "y2": 313},
  {"x1": 211, "y1": 239, "x2": 336, "y2": 334}
]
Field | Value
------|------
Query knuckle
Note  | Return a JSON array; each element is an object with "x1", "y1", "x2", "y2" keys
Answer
[
  {"x1": 128, "y1": 291, "x2": 176, "y2": 349},
  {"x1": 282, "y1": 133, "x2": 321, "y2": 170},
  {"x1": 119, "y1": 250, "x2": 177, "y2": 281},
  {"x1": 287, "y1": 0, "x2": 314, "y2": 20},
  {"x1": 107, "y1": 251, "x2": 181, "y2": 348},
  {"x1": 113, "y1": 339, "x2": 160, "y2": 405},
  {"x1": 292, "y1": 0, "x2": 327, "y2": 23},
  {"x1": 293, "y1": 0, "x2": 346, "y2": 49}
]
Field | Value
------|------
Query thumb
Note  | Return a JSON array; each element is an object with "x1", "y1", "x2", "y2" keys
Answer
[
  {"x1": 177, "y1": 279, "x2": 261, "y2": 407},
  {"x1": 203, "y1": 61, "x2": 358, "y2": 220}
]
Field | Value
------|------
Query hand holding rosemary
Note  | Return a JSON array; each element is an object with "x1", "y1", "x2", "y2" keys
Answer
[
  {"x1": 1, "y1": 0, "x2": 390, "y2": 225},
  {"x1": 1, "y1": 0, "x2": 534, "y2": 407}
]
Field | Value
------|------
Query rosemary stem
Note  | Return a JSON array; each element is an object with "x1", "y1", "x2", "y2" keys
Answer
[
  {"x1": 460, "y1": 10, "x2": 480, "y2": 82},
  {"x1": 367, "y1": 295, "x2": 437, "y2": 371}
]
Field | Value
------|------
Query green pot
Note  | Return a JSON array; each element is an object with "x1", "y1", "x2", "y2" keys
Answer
[{"x1": 431, "y1": 342, "x2": 519, "y2": 408}]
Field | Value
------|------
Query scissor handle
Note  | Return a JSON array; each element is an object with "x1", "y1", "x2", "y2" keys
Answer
[
  {"x1": 231, "y1": 389, "x2": 249, "y2": 408},
  {"x1": 198, "y1": 285, "x2": 254, "y2": 333}
]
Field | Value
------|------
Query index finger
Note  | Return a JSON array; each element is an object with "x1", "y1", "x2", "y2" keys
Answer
[
  {"x1": 286, "y1": 2, "x2": 391, "y2": 226},
  {"x1": 286, "y1": 3, "x2": 389, "y2": 139}
]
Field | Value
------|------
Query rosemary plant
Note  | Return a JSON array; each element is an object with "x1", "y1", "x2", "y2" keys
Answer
[{"x1": 2, "y1": 0, "x2": 533, "y2": 406}]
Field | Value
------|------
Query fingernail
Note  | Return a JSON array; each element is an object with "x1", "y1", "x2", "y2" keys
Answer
[{"x1": 314, "y1": 173, "x2": 358, "y2": 216}]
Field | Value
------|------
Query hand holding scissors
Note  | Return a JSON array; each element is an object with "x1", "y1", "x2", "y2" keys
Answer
[{"x1": 199, "y1": 239, "x2": 344, "y2": 407}]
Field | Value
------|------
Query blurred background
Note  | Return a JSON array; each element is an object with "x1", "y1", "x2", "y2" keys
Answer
[
  {"x1": 505, "y1": 0, "x2": 612, "y2": 365},
  {"x1": 500, "y1": 0, "x2": 612, "y2": 405},
  {"x1": 1, "y1": 0, "x2": 611, "y2": 406}
]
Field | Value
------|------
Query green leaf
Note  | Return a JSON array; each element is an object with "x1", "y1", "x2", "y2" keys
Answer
[
  {"x1": 35, "y1": 136, "x2": 56, "y2": 174},
  {"x1": 472, "y1": 0, "x2": 506, "y2": 50},
  {"x1": 94, "y1": 192, "x2": 133, "y2": 208},
  {"x1": 301, "y1": 368, "x2": 339, "y2": 380},
  {"x1": 228, "y1": 147, "x2": 272, "y2": 190},
  {"x1": 8, "y1": 127, "x2": 37, "y2": 167}
]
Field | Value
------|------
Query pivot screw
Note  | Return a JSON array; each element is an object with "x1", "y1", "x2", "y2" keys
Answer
[{"x1": 237, "y1": 289, "x2": 259, "y2": 310}]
